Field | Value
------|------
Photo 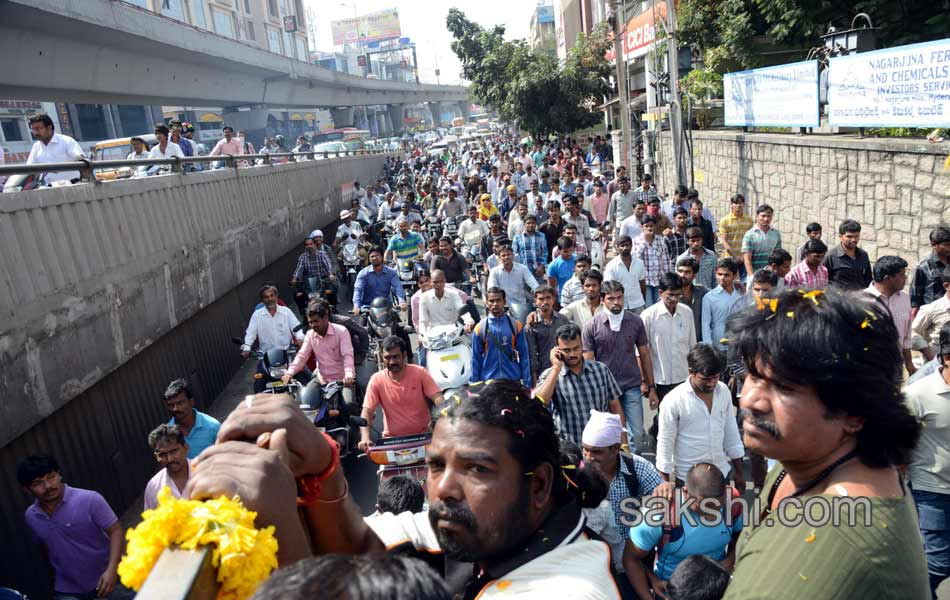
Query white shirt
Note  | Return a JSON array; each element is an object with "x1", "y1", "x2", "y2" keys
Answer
[
  {"x1": 26, "y1": 133, "x2": 85, "y2": 182},
  {"x1": 521, "y1": 172, "x2": 538, "y2": 189},
  {"x1": 508, "y1": 213, "x2": 526, "y2": 239},
  {"x1": 418, "y1": 288, "x2": 466, "y2": 335},
  {"x1": 457, "y1": 218, "x2": 489, "y2": 244},
  {"x1": 618, "y1": 213, "x2": 643, "y2": 241},
  {"x1": 603, "y1": 256, "x2": 647, "y2": 309},
  {"x1": 656, "y1": 380, "x2": 745, "y2": 480},
  {"x1": 641, "y1": 302, "x2": 696, "y2": 385},
  {"x1": 148, "y1": 141, "x2": 185, "y2": 160},
  {"x1": 242, "y1": 305, "x2": 304, "y2": 352},
  {"x1": 487, "y1": 263, "x2": 539, "y2": 305}
]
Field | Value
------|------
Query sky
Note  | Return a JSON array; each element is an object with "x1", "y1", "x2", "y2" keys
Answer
[{"x1": 303, "y1": 0, "x2": 539, "y2": 85}]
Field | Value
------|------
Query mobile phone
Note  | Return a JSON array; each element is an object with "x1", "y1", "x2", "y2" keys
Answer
[{"x1": 556, "y1": 351, "x2": 565, "y2": 361}]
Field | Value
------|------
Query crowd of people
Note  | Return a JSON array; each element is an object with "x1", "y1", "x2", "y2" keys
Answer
[{"x1": 11, "y1": 128, "x2": 950, "y2": 600}]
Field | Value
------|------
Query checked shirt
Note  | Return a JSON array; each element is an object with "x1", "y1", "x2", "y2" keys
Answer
[{"x1": 537, "y1": 359, "x2": 622, "y2": 445}]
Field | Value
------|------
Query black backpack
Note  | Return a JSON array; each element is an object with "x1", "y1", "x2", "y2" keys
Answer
[{"x1": 330, "y1": 314, "x2": 370, "y2": 365}]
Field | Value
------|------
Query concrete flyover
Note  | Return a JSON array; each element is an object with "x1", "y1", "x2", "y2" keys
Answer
[
  {"x1": 0, "y1": 154, "x2": 389, "y2": 449},
  {"x1": 0, "y1": 0, "x2": 469, "y2": 108}
]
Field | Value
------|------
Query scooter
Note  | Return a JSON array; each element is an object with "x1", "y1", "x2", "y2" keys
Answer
[
  {"x1": 298, "y1": 381, "x2": 367, "y2": 458},
  {"x1": 365, "y1": 432, "x2": 432, "y2": 491},
  {"x1": 420, "y1": 317, "x2": 472, "y2": 402}
]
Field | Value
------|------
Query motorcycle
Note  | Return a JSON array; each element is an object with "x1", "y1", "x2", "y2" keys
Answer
[
  {"x1": 461, "y1": 231, "x2": 485, "y2": 299},
  {"x1": 296, "y1": 276, "x2": 336, "y2": 315},
  {"x1": 232, "y1": 331, "x2": 310, "y2": 394},
  {"x1": 365, "y1": 432, "x2": 431, "y2": 491},
  {"x1": 298, "y1": 381, "x2": 367, "y2": 458},
  {"x1": 424, "y1": 208, "x2": 441, "y2": 240},
  {"x1": 362, "y1": 297, "x2": 400, "y2": 363},
  {"x1": 394, "y1": 257, "x2": 425, "y2": 308},
  {"x1": 340, "y1": 237, "x2": 364, "y2": 286},
  {"x1": 420, "y1": 318, "x2": 472, "y2": 402},
  {"x1": 443, "y1": 215, "x2": 460, "y2": 239},
  {"x1": 507, "y1": 302, "x2": 534, "y2": 326}
]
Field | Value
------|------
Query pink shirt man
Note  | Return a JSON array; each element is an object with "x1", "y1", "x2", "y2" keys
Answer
[
  {"x1": 143, "y1": 462, "x2": 190, "y2": 510},
  {"x1": 209, "y1": 138, "x2": 244, "y2": 156},
  {"x1": 289, "y1": 323, "x2": 354, "y2": 383}
]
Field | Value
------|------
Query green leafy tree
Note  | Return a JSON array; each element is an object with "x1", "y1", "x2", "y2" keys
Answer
[{"x1": 446, "y1": 8, "x2": 612, "y2": 138}]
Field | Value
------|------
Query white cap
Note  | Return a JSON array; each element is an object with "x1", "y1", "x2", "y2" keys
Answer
[
  {"x1": 339, "y1": 209, "x2": 351, "y2": 219},
  {"x1": 581, "y1": 410, "x2": 623, "y2": 448},
  {"x1": 309, "y1": 229, "x2": 323, "y2": 239}
]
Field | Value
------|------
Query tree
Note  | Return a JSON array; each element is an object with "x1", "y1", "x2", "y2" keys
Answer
[
  {"x1": 446, "y1": 8, "x2": 612, "y2": 138},
  {"x1": 678, "y1": 0, "x2": 950, "y2": 74}
]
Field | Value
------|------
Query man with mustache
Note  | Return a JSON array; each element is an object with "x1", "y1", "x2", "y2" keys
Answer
[
  {"x1": 19, "y1": 454, "x2": 128, "y2": 599},
  {"x1": 655, "y1": 344, "x2": 745, "y2": 492},
  {"x1": 186, "y1": 380, "x2": 620, "y2": 599},
  {"x1": 721, "y1": 288, "x2": 928, "y2": 599},
  {"x1": 143, "y1": 424, "x2": 190, "y2": 510}
]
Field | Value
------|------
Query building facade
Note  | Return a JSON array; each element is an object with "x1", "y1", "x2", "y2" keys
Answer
[{"x1": 529, "y1": 2, "x2": 557, "y2": 56}]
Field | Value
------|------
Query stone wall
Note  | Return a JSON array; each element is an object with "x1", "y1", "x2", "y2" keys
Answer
[{"x1": 656, "y1": 130, "x2": 950, "y2": 264}]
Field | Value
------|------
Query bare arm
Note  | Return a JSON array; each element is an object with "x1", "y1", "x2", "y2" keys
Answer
[
  {"x1": 608, "y1": 397, "x2": 629, "y2": 448},
  {"x1": 622, "y1": 541, "x2": 656, "y2": 600},
  {"x1": 743, "y1": 252, "x2": 754, "y2": 279}
]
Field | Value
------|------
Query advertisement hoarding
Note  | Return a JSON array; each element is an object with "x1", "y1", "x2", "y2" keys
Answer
[
  {"x1": 828, "y1": 38, "x2": 950, "y2": 128},
  {"x1": 724, "y1": 60, "x2": 820, "y2": 128},
  {"x1": 331, "y1": 8, "x2": 401, "y2": 46},
  {"x1": 605, "y1": 2, "x2": 666, "y2": 63}
]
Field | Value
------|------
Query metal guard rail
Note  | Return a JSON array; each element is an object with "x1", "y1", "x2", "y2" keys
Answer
[{"x1": 0, "y1": 148, "x2": 392, "y2": 182}]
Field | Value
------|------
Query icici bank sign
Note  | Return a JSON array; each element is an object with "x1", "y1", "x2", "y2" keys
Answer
[{"x1": 605, "y1": 2, "x2": 667, "y2": 62}]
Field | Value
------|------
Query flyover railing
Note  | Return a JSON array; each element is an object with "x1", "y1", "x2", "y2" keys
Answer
[{"x1": 0, "y1": 148, "x2": 392, "y2": 183}]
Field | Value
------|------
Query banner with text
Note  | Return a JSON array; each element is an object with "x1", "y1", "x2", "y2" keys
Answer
[
  {"x1": 605, "y1": 2, "x2": 666, "y2": 63},
  {"x1": 828, "y1": 39, "x2": 950, "y2": 127},
  {"x1": 724, "y1": 61, "x2": 820, "y2": 127},
  {"x1": 331, "y1": 9, "x2": 401, "y2": 46}
]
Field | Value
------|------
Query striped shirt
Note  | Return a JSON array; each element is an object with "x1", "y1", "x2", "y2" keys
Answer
[
  {"x1": 386, "y1": 232, "x2": 425, "y2": 262},
  {"x1": 741, "y1": 226, "x2": 782, "y2": 272},
  {"x1": 717, "y1": 213, "x2": 753, "y2": 259},
  {"x1": 538, "y1": 360, "x2": 622, "y2": 445},
  {"x1": 784, "y1": 260, "x2": 828, "y2": 289}
]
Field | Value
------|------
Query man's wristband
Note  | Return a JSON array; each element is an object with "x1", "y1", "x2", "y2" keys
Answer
[{"x1": 296, "y1": 432, "x2": 341, "y2": 506}]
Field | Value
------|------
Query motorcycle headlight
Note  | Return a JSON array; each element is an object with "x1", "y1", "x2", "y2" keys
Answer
[
  {"x1": 270, "y1": 367, "x2": 287, "y2": 379},
  {"x1": 308, "y1": 292, "x2": 318, "y2": 299}
]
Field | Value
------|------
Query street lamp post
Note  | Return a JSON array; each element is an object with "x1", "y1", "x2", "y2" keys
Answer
[{"x1": 611, "y1": 0, "x2": 631, "y2": 174}]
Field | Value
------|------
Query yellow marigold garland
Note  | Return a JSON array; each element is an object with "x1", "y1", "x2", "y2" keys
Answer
[{"x1": 118, "y1": 486, "x2": 278, "y2": 600}]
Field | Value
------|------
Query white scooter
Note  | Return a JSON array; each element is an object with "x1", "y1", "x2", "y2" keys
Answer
[{"x1": 421, "y1": 321, "x2": 472, "y2": 402}]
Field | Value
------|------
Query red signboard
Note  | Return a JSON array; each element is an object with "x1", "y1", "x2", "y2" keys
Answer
[{"x1": 605, "y1": 2, "x2": 667, "y2": 62}]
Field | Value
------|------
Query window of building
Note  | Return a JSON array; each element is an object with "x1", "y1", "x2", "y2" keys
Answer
[
  {"x1": 295, "y1": 36, "x2": 307, "y2": 62},
  {"x1": 266, "y1": 26, "x2": 282, "y2": 53},
  {"x1": 1, "y1": 118, "x2": 25, "y2": 142},
  {"x1": 245, "y1": 20, "x2": 256, "y2": 41},
  {"x1": 212, "y1": 8, "x2": 235, "y2": 38},
  {"x1": 191, "y1": 0, "x2": 208, "y2": 29},
  {"x1": 267, "y1": 0, "x2": 278, "y2": 17},
  {"x1": 243, "y1": 0, "x2": 251, "y2": 13},
  {"x1": 283, "y1": 30, "x2": 295, "y2": 58},
  {"x1": 160, "y1": 0, "x2": 186, "y2": 21}
]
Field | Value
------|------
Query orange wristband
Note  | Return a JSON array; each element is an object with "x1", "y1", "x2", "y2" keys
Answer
[{"x1": 296, "y1": 432, "x2": 340, "y2": 506}]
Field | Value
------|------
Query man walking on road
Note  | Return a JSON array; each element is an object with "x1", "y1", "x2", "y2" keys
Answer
[
  {"x1": 470, "y1": 287, "x2": 531, "y2": 387},
  {"x1": 582, "y1": 280, "x2": 658, "y2": 451},
  {"x1": 824, "y1": 219, "x2": 872, "y2": 290}
]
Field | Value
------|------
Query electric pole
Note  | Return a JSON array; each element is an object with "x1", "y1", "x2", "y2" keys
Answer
[
  {"x1": 665, "y1": 0, "x2": 685, "y2": 187},
  {"x1": 612, "y1": 0, "x2": 631, "y2": 174}
]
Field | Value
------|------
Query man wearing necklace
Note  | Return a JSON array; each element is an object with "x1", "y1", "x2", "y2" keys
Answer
[{"x1": 721, "y1": 288, "x2": 928, "y2": 599}]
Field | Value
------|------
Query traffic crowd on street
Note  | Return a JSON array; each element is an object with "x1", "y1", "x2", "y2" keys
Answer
[{"x1": 11, "y1": 123, "x2": 950, "y2": 600}]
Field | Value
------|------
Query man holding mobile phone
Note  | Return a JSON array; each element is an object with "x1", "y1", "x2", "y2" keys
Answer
[{"x1": 534, "y1": 322, "x2": 627, "y2": 447}]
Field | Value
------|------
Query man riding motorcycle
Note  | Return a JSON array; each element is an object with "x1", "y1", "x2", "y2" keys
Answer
[
  {"x1": 352, "y1": 247, "x2": 413, "y2": 360},
  {"x1": 290, "y1": 236, "x2": 337, "y2": 314},
  {"x1": 241, "y1": 284, "x2": 308, "y2": 392}
]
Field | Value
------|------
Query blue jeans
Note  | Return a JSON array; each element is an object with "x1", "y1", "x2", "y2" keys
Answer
[
  {"x1": 620, "y1": 387, "x2": 645, "y2": 452},
  {"x1": 418, "y1": 345, "x2": 427, "y2": 367},
  {"x1": 644, "y1": 285, "x2": 660, "y2": 307},
  {"x1": 913, "y1": 488, "x2": 950, "y2": 598}
]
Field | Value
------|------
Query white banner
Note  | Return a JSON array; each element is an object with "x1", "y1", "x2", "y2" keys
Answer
[
  {"x1": 828, "y1": 39, "x2": 950, "y2": 127},
  {"x1": 724, "y1": 61, "x2": 820, "y2": 127}
]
